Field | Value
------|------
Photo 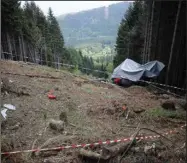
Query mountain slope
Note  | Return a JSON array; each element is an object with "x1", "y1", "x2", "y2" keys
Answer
[{"x1": 57, "y1": 2, "x2": 130, "y2": 46}]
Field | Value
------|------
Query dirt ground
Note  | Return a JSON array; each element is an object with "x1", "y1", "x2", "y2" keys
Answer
[{"x1": 1, "y1": 60, "x2": 186, "y2": 163}]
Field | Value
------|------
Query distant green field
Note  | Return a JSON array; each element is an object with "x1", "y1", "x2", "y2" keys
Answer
[{"x1": 75, "y1": 42, "x2": 115, "y2": 60}]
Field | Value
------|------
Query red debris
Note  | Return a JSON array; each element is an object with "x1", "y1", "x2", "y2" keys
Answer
[
  {"x1": 48, "y1": 90, "x2": 56, "y2": 99},
  {"x1": 122, "y1": 106, "x2": 127, "y2": 111},
  {"x1": 114, "y1": 78, "x2": 121, "y2": 84}
]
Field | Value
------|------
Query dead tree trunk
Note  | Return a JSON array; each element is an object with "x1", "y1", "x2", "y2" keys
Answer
[{"x1": 165, "y1": 0, "x2": 181, "y2": 84}]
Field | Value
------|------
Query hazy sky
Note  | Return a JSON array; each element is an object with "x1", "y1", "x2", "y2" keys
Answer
[{"x1": 22, "y1": 1, "x2": 126, "y2": 16}]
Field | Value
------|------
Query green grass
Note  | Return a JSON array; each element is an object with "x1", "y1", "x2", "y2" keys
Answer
[{"x1": 146, "y1": 107, "x2": 186, "y2": 120}]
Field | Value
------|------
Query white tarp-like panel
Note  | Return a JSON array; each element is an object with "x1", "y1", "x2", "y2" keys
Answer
[
  {"x1": 111, "y1": 58, "x2": 165, "y2": 82},
  {"x1": 1, "y1": 104, "x2": 16, "y2": 119}
]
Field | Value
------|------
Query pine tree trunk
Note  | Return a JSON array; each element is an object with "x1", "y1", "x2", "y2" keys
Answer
[
  {"x1": 21, "y1": 33, "x2": 26, "y2": 62},
  {"x1": 40, "y1": 48, "x2": 43, "y2": 65},
  {"x1": 18, "y1": 36, "x2": 23, "y2": 61},
  {"x1": 1, "y1": 44, "x2": 4, "y2": 59},
  {"x1": 12, "y1": 36, "x2": 17, "y2": 61},
  {"x1": 34, "y1": 48, "x2": 37, "y2": 63},
  {"x1": 53, "y1": 45, "x2": 57, "y2": 68},
  {"x1": 148, "y1": 0, "x2": 154, "y2": 61},
  {"x1": 43, "y1": 37, "x2": 47, "y2": 65},
  {"x1": 165, "y1": 0, "x2": 181, "y2": 84},
  {"x1": 144, "y1": 1, "x2": 152, "y2": 63},
  {"x1": 57, "y1": 56, "x2": 60, "y2": 69},
  {"x1": 127, "y1": 34, "x2": 130, "y2": 58},
  {"x1": 143, "y1": 3, "x2": 149, "y2": 63},
  {"x1": 6, "y1": 32, "x2": 13, "y2": 60},
  {"x1": 154, "y1": 2, "x2": 162, "y2": 60},
  {"x1": 30, "y1": 45, "x2": 35, "y2": 62},
  {"x1": 175, "y1": 22, "x2": 183, "y2": 87}
]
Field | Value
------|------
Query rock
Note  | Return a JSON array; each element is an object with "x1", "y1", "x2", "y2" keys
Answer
[
  {"x1": 130, "y1": 147, "x2": 141, "y2": 153},
  {"x1": 43, "y1": 158, "x2": 55, "y2": 163},
  {"x1": 150, "y1": 95, "x2": 159, "y2": 100},
  {"x1": 59, "y1": 112, "x2": 67, "y2": 123},
  {"x1": 54, "y1": 87, "x2": 59, "y2": 91},
  {"x1": 43, "y1": 158, "x2": 62, "y2": 163},
  {"x1": 128, "y1": 111, "x2": 136, "y2": 118},
  {"x1": 177, "y1": 99, "x2": 187, "y2": 110},
  {"x1": 162, "y1": 94, "x2": 170, "y2": 99},
  {"x1": 161, "y1": 100, "x2": 176, "y2": 110},
  {"x1": 106, "y1": 108, "x2": 115, "y2": 115},
  {"x1": 133, "y1": 108, "x2": 145, "y2": 114},
  {"x1": 9, "y1": 122, "x2": 20, "y2": 130},
  {"x1": 49, "y1": 119, "x2": 64, "y2": 131},
  {"x1": 144, "y1": 143, "x2": 156, "y2": 155},
  {"x1": 39, "y1": 150, "x2": 59, "y2": 157}
]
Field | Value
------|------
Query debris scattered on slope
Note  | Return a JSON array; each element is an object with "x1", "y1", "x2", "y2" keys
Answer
[
  {"x1": 1, "y1": 108, "x2": 8, "y2": 119},
  {"x1": 48, "y1": 90, "x2": 56, "y2": 99},
  {"x1": 1, "y1": 104, "x2": 16, "y2": 119},
  {"x1": 4, "y1": 104, "x2": 16, "y2": 110}
]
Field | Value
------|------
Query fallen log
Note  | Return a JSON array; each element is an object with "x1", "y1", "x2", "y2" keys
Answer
[
  {"x1": 102, "y1": 141, "x2": 131, "y2": 158},
  {"x1": 2, "y1": 72, "x2": 62, "y2": 79},
  {"x1": 79, "y1": 149, "x2": 104, "y2": 160},
  {"x1": 78, "y1": 141, "x2": 133, "y2": 162}
]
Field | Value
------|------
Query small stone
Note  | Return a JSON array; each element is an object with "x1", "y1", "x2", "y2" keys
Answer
[
  {"x1": 43, "y1": 158, "x2": 59, "y2": 163},
  {"x1": 133, "y1": 108, "x2": 145, "y2": 114},
  {"x1": 162, "y1": 94, "x2": 170, "y2": 99},
  {"x1": 54, "y1": 87, "x2": 59, "y2": 91},
  {"x1": 9, "y1": 122, "x2": 20, "y2": 130},
  {"x1": 59, "y1": 112, "x2": 67, "y2": 123},
  {"x1": 40, "y1": 151, "x2": 59, "y2": 157}
]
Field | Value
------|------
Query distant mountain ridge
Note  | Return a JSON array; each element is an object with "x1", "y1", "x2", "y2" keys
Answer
[{"x1": 57, "y1": 2, "x2": 130, "y2": 47}]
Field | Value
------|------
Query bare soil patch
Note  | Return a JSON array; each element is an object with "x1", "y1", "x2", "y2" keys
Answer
[{"x1": 1, "y1": 60, "x2": 186, "y2": 163}]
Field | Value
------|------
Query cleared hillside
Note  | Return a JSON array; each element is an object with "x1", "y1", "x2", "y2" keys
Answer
[{"x1": 1, "y1": 60, "x2": 186, "y2": 163}]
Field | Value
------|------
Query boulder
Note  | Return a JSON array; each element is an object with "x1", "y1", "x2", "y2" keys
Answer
[
  {"x1": 133, "y1": 108, "x2": 145, "y2": 114},
  {"x1": 161, "y1": 100, "x2": 176, "y2": 110},
  {"x1": 177, "y1": 99, "x2": 187, "y2": 110},
  {"x1": 49, "y1": 119, "x2": 64, "y2": 131}
]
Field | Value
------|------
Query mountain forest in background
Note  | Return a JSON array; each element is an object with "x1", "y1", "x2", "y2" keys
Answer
[
  {"x1": 57, "y1": 2, "x2": 130, "y2": 69},
  {"x1": 1, "y1": 0, "x2": 186, "y2": 89}
]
